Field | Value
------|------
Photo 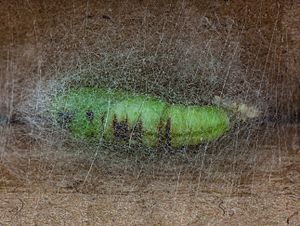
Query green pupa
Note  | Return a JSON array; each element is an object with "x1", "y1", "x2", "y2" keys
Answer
[{"x1": 50, "y1": 88, "x2": 254, "y2": 147}]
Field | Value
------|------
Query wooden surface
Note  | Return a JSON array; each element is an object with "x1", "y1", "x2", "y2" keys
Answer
[{"x1": 0, "y1": 1, "x2": 299, "y2": 225}]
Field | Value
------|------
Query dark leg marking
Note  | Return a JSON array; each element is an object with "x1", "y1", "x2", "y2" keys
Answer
[
  {"x1": 165, "y1": 118, "x2": 171, "y2": 147},
  {"x1": 57, "y1": 111, "x2": 74, "y2": 128},
  {"x1": 130, "y1": 120, "x2": 143, "y2": 142},
  {"x1": 158, "y1": 118, "x2": 171, "y2": 146},
  {"x1": 113, "y1": 115, "x2": 129, "y2": 141}
]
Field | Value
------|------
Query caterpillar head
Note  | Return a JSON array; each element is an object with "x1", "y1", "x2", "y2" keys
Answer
[{"x1": 213, "y1": 96, "x2": 261, "y2": 121}]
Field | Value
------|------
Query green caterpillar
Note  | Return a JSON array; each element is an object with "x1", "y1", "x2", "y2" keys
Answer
[{"x1": 50, "y1": 88, "x2": 231, "y2": 147}]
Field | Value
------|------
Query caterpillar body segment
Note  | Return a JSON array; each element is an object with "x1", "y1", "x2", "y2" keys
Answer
[
  {"x1": 50, "y1": 88, "x2": 230, "y2": 147},
  {"x1": 167, "y1": 105, "x2": 230, "y2": 147},
  {"x1": 103, "y1": 96, "x2": 169, "y2": 146}
]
